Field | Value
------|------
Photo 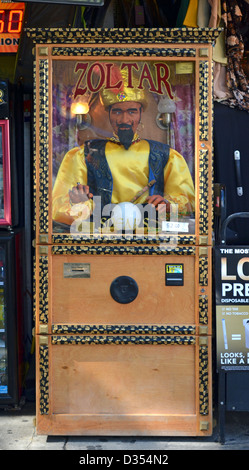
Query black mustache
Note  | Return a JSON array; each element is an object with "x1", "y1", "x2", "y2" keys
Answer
[{"x1": 117, "y1": 123, "x2": 133, "y2": 130}]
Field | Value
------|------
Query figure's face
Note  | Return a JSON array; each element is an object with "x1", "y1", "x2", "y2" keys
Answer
[{"x1": 109, "y1": 101, "x2": 142, "y2": 135}]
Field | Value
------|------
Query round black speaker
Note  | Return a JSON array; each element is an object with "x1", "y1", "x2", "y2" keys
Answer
[{"x1": 110, "y1": 276, "x2": 139, "y2": 304}]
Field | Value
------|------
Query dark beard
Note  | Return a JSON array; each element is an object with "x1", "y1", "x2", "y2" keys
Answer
[{"x1": 117, "y1": 126, "x2": 134, "y2": 150}]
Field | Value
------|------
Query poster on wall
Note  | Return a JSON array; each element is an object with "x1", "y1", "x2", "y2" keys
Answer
[{"x1": 215, "y1": 246, "x2": 249, "y2": 371}]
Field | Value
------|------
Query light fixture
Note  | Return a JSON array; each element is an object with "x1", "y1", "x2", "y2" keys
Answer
[
  {"x1": 156, "y1": 94, "x2": 178, "y2": 145},
  {"x1": 71, "y1": 100, "x2": 91, "y2": 130}
]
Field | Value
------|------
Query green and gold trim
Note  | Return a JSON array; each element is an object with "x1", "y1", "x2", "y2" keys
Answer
[
  {"x1": 38, "y1": 256, "x2": 49, "y2": 325},
  {"x1": 51, "y1": 46, "x2": 196, "y2": 57},
  {"x1": 199, "y1": 340, "x2": 209, "y2": 416},
  {"x1": 33, "y1": 60, "x2": 37, "y2": 234},
  {"x1": 51, "y1": 245, "x2": 196, "y2": 256},
  {"x1": 38, "y1": 59, "x2": 49, "y2": 234},
  {"x1": 199, "y1": 256, "x2": 208, "y2": 286},
  {"x1": 51, "y1": 324, "x2": 196, "y2": 335},
  {"x1": 26, "y1": 27, "x2": 221, "y2": 45},
  {"x1": 199, "y1": 148, "x2": 209, "y2": 235},
  {"x1": 199, "y1": 61, "x2": 209, "y2": 142},
  {"x1": 199, "y1": 295, "x2": 208, "y2": 325},
  {"x1": 51, "y1": 334, "x2": 196, "y2": 345},
  {"x1": 51, "y1": 234, "x2": 196, "y2": 245},
  {"x1": 39, "y1": 344, "x2": 49, "y2": 415}
]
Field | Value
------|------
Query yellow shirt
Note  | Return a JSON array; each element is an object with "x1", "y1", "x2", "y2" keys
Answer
[{"x1": 52, "y1": 140, "x2": 195, "y2": 225}]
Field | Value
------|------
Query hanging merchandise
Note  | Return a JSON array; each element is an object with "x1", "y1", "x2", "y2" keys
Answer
[
  {"x1": 207, "y1": 1, "x2": 232, "y2": 103},
  {"x1": 183, "y1": 0, "x2": 198, "y2": 26},
  {"x1": 196, "y1": 0, "x2": 211, "y2": 27},
  {"x1": 220, "y1": 0, "x2": 249, "y2": 112},
  {"x1": 176, "y1": 0, "x2": 190, "y2": 26}
]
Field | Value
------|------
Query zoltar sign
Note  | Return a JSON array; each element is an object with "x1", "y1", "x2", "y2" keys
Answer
[
  {"x1": 74, "y1": 62, "x2": 174, "y2": 99},
  {"x1": 215, "y1": 247, "x2": 249, "y2": 370}
]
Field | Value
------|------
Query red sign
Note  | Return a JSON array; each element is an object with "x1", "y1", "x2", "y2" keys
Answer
[{"x1": 0, "y1": 3, "x2": 25, "y2": 53}]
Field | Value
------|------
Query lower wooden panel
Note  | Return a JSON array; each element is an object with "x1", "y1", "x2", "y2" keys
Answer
[
  {"x1": 36, "y1": 335, "x2": 212, "y2": 436},
  {"x1": 51, "y1": 253, "x2": 196, "y2": 326}
]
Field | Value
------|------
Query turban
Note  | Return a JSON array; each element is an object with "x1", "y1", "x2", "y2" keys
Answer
[{"x1": 100, "y1": 65, "x2": 147, "y2": 109}]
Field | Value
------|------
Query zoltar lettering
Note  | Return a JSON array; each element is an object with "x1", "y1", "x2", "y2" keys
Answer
[{"x1": 74, "y1": 62, "x2": 174, "y2": 99}]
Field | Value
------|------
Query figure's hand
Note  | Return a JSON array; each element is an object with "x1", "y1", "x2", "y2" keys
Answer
[
  {"x1": 69, "y1": 184, "x2": 93, "y2": 204},
  {"x1": 147, "y1": 195, "x2": 170, "y2": 212}
]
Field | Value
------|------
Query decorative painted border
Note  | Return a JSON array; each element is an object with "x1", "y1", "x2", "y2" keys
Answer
[
  {"x1": 38, "y1": 59, "x2": 49, "y2": 234},
  {"x1": 51, "y1": 334, "x2": 196, "y2": 345},
  {"x1": 26, "y1": 27, "x2": 221, "y2": 45},
  {"x1": 33, "y1": 61, "x2": 38, "y2": 324},
  {"x1": 199, "y1": 148, "x2": 209, "y2": 235},
  {"x1": 33, "y1": 61, "x2": 37, "y2": 234},
  {"x1": 52, "y1": 234, "x2": 196, "y2": 245},
  {"x1": 199, "y1": 257, "x2": 208, "y2": 286},
  {"x1": 51, "y1": 46, "x2": 196, "y2": 57},
  {"x1": 39, "y1": 345, "x2": 49, "y2": 415},
  {"x1": 39, "y1": 256, "x2": 49, "y2": 325},
  {"x1": 199, "y1": 343, "x2": 209, "y2": 415},
  {"x1": 199, "y1": 61, "x2": 209, "y2": 141},
  {"x1": 51, "y1": 245, "x2": 196, "y2": 256},
  {"x1": 52, "y1": 324, "x2": 196, "y2": 335},
  {"x1": 199, "y1": 295, "x2": 208, "y2": 325}
]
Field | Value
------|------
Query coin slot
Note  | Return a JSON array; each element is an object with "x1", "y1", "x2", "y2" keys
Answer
[{"x1": 63, "y1": 263, "x2": 90, "y2": 278}]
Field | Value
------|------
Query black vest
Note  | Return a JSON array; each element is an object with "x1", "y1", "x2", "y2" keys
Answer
[{"x1": 84, "y1": 139, "x2": 170, "y2": 207}]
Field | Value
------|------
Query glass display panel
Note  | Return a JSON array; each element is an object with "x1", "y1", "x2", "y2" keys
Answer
[
  {"x1": 0, "y1": 247, "x2": 7, "y2": 395},
  {"x1": 52, "y1": 58, "x2": 195, "y2": 238}
]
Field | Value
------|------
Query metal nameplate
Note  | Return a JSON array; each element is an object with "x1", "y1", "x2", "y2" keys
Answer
[{"x1": 63, "y1": 263, "x2": 90, "y2": 278}]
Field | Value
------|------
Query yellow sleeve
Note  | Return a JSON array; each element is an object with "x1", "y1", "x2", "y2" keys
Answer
[
  {"x1": 164, "y1": 148, "x2": 195, "y2": 215},
  {"x1": 52, "y1": 146, "x2": 91, "y2": 225}
]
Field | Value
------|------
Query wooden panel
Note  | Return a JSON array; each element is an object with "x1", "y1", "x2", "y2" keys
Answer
[
  {"x1": 51, "y1": 343, "x2": 195, "y2": 415},
  {"x1": 36, "y1": 336, "x2": 212, "y2": 436},
  {"x1": 51, "y1": 254, "x2": 195, "y2": 326}
]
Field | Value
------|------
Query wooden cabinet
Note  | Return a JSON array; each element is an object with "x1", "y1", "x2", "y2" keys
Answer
[{"x1": 28, "y1": 27, "x2": 218, "y2": 436}]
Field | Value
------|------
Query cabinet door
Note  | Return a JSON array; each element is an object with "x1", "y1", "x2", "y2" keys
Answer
[{"x1": 36, "y1": 335, "x2": 212, "y2": 436}]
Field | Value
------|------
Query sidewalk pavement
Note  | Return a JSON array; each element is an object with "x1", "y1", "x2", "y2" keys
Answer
[{"x1": 1, "y1": 399, "x2": 249, "y2": 451}]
